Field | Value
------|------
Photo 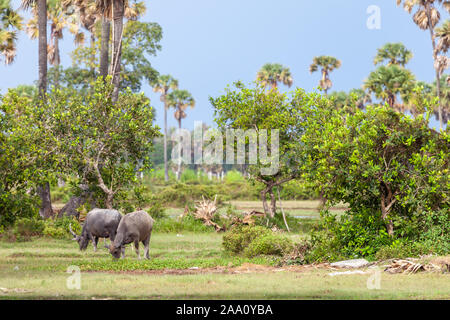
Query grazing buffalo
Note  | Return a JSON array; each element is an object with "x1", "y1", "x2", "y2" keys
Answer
[
  {"x1": 70, "y1": 208, "x2": 122, "y2": 251},
  {"x1": 109, "y1": 210, "x2": 153, "y2": 259}
]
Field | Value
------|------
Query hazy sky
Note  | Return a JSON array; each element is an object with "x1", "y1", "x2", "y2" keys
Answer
[{"x1": 1, "y1": 0, "x2": 448, "y2": 130}]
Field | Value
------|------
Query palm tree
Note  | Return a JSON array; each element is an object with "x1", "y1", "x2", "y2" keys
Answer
[
  {"x1": 364, "y1": 65, "x2": 416, "y2": 110},
  {"x1": 309, "y1": 56, "x2": 341, "y2": 95},
  {"x1": 396, "y1": 0, "x2": 450, "y2": 129},
  {"x1": 374, "y1": 42, "x2": 413, "y2": 66},
  {"x1": 22, "y1": 0, "x2": 47, "y2": 96},
  {"x1": 94, "y1": 1, "x2": 145, "y2": 96},
  {"x1": 0, "y1": 0, "x2": 22, "y2": 64},
  {"x1": 256, "y1": 63, "x2": 293, "y2": 90},
  {"x1": 151, "y1": 75, "x2": 179, "y2": 182},
  {"x1": 436, "y1": 19, "x2": 450, "y2": 51},
  {"x1": 167, "y1": 89, "x2": 195, "y2": 179},
  {"x1": 26, "y1": 0, "x2": 83, "y2": 84},
  {"x1": 21, "y1": 0, "x2": 53, "y2": 219}
]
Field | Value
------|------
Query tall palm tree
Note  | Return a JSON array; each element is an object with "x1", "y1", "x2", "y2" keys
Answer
[
  {"x1": 309, "y1": 56, "x2": 341, "y2": 95},
  {"x1": 151, "y1": 75, "x2": 179, "y2": 182},
  {"x1": 364, "y1": 65, "x2": 416, "y2": 110},
  {"x1": 374, "y1": 42, "x2": 413, "y2": 66},
  {"x1": 397, "y1": 0, "x2": 450, "y2": 129},
  {"x1": 167, "y1": 89, "x2": 195, "y2": 179},
  {"x1": 26, "y1": 0, "x2": 82, "y2": 84},
  {"x1": 22, "y1": 0, "x2": 47, "y2": 96},
  {"x1": 21, "y1": 0, "x2": 53, "y2": 219},
  {"x1": 0, "y1": 0, "x2": 22, "y2": 64},
  {"x1": 256, "y1": 63, "x2": 293, "y2": 90},
  {"x1": 95, "y1": 1, "x2": 145, "y2": 96}
]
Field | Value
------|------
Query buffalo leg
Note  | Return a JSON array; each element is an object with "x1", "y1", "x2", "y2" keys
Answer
[
  {"x1": 134, "y1": 240, "x2": 141, "y2": 259},
  {"x1": 103, "y1": 238, "x2": 109, "y2": 249},
  {"x1": 93, "y1": 237, "x2": 99, "y2": 252},
  {"x1": 120, "y1": 246, "x2": 125, "y2": 259},
  {"x1": 143, "y1": 234, "x2": 151, "y2": 260}
]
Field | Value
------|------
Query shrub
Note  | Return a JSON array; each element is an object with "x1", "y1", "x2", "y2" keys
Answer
[
  {"x1": 300, "y1": 101, "x2": 449, "y2": 259},
  {"x1": 43, "y1": 225, "x2": 67, "y2": 239},
  {"x1": 222, "y1": 225, "x2": 271, "y2": 254},
  {"x1": 222, "y1": 225, "x2": 294, "y2": 258},
  {"x1": 147, "y1": 200, "x2": 167, "y2": 219},
  {"x1": 244, "y1": 233, "x2": 293, "y2": 258},
  {"x1": 12, "y1": 217, "x2": 45, "y2": 241}
]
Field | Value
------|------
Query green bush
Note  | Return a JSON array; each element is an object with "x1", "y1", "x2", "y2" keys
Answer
[
  {"x1": 244, "y1": 233, "x2": 293, "y2": 258},
  {"x1": 12, "y1": 217, "x2": 45, "y2": 241},
  {"x1": 43, "y1": 225, "x2": 67, "y2": 239},
  {"x1": 306, "y1": 209, "x2": 392, "y2": 261},
  {"x1": 222, "y1": 226, "x2": 271, "y2": 254},
  {"x1": 222, "y1": 225, "x2": 294, "y2": 258},
  {"x1": 0, "y1": 191, "x2": 39, "y2": 228}
]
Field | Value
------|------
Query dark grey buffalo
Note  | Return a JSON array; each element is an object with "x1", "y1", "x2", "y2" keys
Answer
[
  {"x1": 70, "y1": 208, "x2": 122, "y2": 251},
  {"x1": 109, "y1": 210, "x2": 153, "y2": 259}
]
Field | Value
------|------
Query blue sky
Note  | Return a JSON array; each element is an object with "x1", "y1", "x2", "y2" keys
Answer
[{"x1": 1, "y1": 0, "x2": 448, "y2": 130}]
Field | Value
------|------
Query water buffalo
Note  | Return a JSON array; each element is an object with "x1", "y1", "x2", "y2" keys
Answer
[
  {"x1": 70, "y1": 208, "x2": 122, "y2": 251},
  {"x1": 109, "y1": 210, "x2": 153, "y2": 259}
]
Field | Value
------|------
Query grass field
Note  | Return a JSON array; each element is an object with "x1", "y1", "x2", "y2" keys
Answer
[{"x1": 1, "y1": 234, "x2": 449, "y2": 300}]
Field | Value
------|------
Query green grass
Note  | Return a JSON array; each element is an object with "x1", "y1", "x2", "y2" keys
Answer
[{"x1": 0, "y1": 235, "x2": 449, "y2": 299}]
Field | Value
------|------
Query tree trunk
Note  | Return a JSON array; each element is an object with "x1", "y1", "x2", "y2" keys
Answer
[
  {"x1": 38, "y1": 0, "x2": 47, "y2": 96},
  {"x1": 99, "y1": 17, "x2": 110, "y2": 79},
  {"x1": 53, "y1": 35, "x2": 60, "y2": 86},
  {"x1": 260, "y1": 188, "x2": 270, "y2": 216},
  {"x1": 177, "y1": 117, "x2": 182, "y2": 180},
  {"x1": 37, "y1": 0, "x2": 52, "y2": 219},
  {"x1": 90, "y1": 33, "x2": 96, "y2": 75},
  {"x1": 268, "y1": 188, "x2": 277, "y2": 218},
  {"x1": 164, "y1": 102, "x2": 169, "y2": 182},
  {"x1": 380, "y1": 184, "x2": 396, "y2": 236},
  {"x1": 426, "y1": 4, "x2": 443, "y2": 130},
  {"x1": 37, "y1": 182, "x2": 53, "y2": 219},
  {"x1": 110, "y1": 0, "x2": 124, "y2": 102},
  {"x1": 105, "y1": 193, "x2": 114, "y2": 209}
]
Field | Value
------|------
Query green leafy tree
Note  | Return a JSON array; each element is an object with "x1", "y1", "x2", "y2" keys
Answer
[
  {"x1": 211, "y1": 83, "x2": 315, "y2": 217},
  {"x1": 300, "y1": 96, "x2": 448, "y2": 246},
  {"x1": 256, "y1": 63, "x2": 293, "y2": 90},
  {"x1": 309, "y1": 56, "x2": 341, "y2": 95},
  {"x1": 330, "y1": 89, "x2": 371, "y2": 110},
  {"x1": 0, "y1": 91, "x2": 61, "y2": 224},
  {"x1": 54, "y1": 19, "x2": 161, "y2": 92},
  {"x1": 374, "y1": 42, "x2": 413, "y2": 67},
  {"x1": 44, "y1": 78, "x2": 161, "y2": 209}
]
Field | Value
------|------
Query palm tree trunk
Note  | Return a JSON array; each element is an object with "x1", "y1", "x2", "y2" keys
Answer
[
  {"x1": 177, "y1": 116, "x2": 182, "y2": 180},
  {"x1": 38, "y1": 0, "x2": 47, "y2": 96},
  {"x1": 425, "y1": 4, "x2": 443, "y2": 130},
  {"x1": 54, "y1": 35, "x2": 60, "y2": 86},
  {"x1": 99, "y1": 17, "x2": 110, "y2": 79},
  {"x1": 110, "y1": 0, "x2": 124, "y2": 102},
  {"x1": 90, "y1": 33, "x2": 95, "y2": 75},
  {"x1": 164, "y1": 103, "x2": 169, "y2": 182},
  {"x1": 37, "y1": 0, "x2": 53, "y2": 219}
]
